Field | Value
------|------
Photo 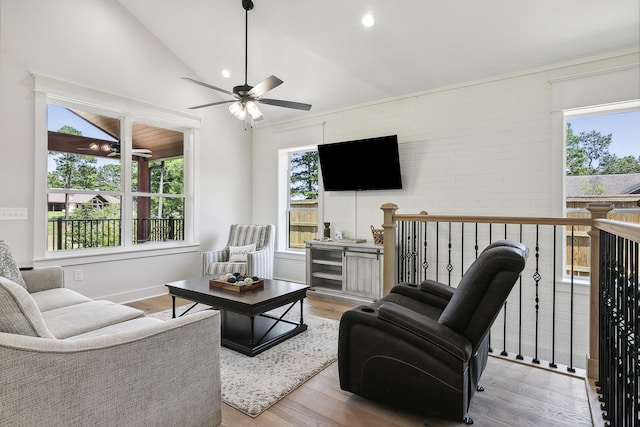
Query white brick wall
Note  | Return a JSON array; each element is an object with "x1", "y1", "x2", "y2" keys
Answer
[{"x1": 253, "y1": 52, "x2": 639, "y2": 369}]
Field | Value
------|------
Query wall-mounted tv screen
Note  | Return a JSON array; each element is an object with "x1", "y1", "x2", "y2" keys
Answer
[{"x1": 318, "y1": 135, "x2": 402, "y2": 191}]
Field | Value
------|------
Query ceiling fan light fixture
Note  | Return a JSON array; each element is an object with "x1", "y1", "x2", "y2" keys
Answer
[
  {"x1": 245, "y1": 100, "x2": 262, "y2": 120},
  {"x1": 229, "y1": 101, "x2": 246, "y2": 120}
]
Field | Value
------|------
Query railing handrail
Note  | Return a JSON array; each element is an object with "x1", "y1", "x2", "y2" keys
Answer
[
  {"x1": 392, "y1": 212, "x2": 593, "y2": 227},
  {"x1": 595, "y1": 218, "x2": 640, "y2": 243}
]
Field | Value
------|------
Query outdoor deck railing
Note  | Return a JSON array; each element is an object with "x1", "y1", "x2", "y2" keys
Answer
[
  {"x1": 379, "y1": 203, "x2": 639, "y2": 426},
  {"x1": 48, "y1": 217, "x2": 184, "y2": 250}
]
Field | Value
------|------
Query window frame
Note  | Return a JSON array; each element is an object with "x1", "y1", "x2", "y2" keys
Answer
[
  {"x1": 33, "y1": 74, "x2": 200, "y2": 262},
  {"x1": 277, "y1": 145, "x2": 321, "y2": 252},
  {"x1": 561, "y1": 100, "x2": 640, "y2": 281}
]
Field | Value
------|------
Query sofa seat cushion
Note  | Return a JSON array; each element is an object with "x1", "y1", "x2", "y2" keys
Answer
[
  {"x1": 67, "y1": 316, "x2": 164, "y2": 340},
  {"x1": 42, "y1": 300, "x2": 145, "y2": 339},
  {"x1": 31, "y1": 288, "x2": 92, "y2": 313}
]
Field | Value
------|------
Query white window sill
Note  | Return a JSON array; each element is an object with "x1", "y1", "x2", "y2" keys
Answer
[{"x1": 34, "y1": 242, "x2": 200, "y2": 267}]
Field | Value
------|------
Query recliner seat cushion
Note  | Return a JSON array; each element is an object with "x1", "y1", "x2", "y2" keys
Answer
[{"x1": 42, "y1": 300, "x2": 145, "y2": 339}]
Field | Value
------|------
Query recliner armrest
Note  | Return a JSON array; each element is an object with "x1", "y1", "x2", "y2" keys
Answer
[
  {"x1": 377, "y1": 302, "x2": 471, "y2": 361},
  {"x1": 389, "y1": 280, "x2": 454, "y2": 309}
]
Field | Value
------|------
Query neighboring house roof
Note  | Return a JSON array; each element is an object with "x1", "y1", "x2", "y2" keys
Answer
[
  {"x1": 566, "y1": 173, "x2": 640, "y2": 197},
  {"x1": 47, "y1": 193, "x2": 120, "y2": 204}
]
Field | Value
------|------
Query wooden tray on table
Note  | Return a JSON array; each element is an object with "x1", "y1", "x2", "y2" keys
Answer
[{"x1": 209, "y1": 278, "x2": 264, "y2": 292}]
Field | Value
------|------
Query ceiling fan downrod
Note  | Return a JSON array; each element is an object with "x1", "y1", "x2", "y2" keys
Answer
[{"x1": 242, "y1": 0, "x2": 253, "y2": 86}]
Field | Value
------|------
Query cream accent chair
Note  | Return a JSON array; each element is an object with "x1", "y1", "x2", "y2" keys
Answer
[{"x1": 202, "y1": 224, "x2": 275, "y2": 279}]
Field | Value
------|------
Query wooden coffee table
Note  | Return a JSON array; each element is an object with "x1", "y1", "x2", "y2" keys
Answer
[{"x1": 165, "y1": 276, "x2": 309, "y2": 356}]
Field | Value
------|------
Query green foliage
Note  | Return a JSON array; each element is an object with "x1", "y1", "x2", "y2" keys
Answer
[
  {"x1": 566, "y1": 122, "x2": 640, "y2": 176},
  {"x1": 290, "y1": 151, "x2": 318, "y2": 200},
  {"x1": 581, "y1": 180, "x2": 605, "y2": 195},
  {"x1": 66, "y1": 203, "x2": 121, "y2": 248}
]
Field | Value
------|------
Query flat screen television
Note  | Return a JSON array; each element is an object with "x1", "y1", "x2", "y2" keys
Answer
[{"x1": 317, "y1": 135, "x2": 402, "y2": 191}]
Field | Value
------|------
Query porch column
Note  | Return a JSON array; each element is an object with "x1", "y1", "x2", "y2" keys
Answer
[
  {"x1": 380, "y1": 203, "x2": 398, "y2": 295},
  {"x1": 586, "y1": 203, "x2": 613, "y2": 379}
]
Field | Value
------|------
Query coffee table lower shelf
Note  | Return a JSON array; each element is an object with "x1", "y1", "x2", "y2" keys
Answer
[{"x1": 221, "y1": 310, "x2": 308, "y2": 356}]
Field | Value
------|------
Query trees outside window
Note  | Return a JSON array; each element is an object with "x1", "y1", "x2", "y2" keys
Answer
[
  {"x1": 564, "y1": 108, "x2": 640, "y2": 277},
  {"x1": 46, "y1": 103, "x2": 187, "y2": 250},
  {"x1": 287, "y1": 150, "x2": 319, "y2": 249}
]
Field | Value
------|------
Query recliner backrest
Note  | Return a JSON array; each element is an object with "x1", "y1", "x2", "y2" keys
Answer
[{"x1": 438, "y1": 240, "x2": 528, "y2": 348}]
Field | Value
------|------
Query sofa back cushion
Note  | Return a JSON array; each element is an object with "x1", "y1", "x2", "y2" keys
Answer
[
  {"x1": 0, "y1": 277, "x2": 55, "y2": 338},
  {"x1": 0, "y1": 240, "x2": 26, "y2": 288}
]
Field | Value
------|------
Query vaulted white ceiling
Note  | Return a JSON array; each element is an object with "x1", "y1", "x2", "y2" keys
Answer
[{"x1": 118, "y1": 0, "x2": 639, "y2": 124}]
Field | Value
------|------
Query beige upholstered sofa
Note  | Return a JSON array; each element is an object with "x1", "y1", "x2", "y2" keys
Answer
[{"x1": 0, "y1": 248, "x2": 221, "y2": 426}]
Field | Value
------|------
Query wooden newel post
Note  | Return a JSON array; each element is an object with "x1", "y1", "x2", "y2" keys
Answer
[
  {"x1": 381, "y1": 203, "x2": 398, "y2": 295},
  {"x1": 586, "y1": 203, "x2": 612, "y2": 379}
]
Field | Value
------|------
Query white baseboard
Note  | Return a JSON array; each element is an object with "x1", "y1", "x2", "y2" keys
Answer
[{"x1": 100, "y1": 284, "x2": 168, "y2": 304}]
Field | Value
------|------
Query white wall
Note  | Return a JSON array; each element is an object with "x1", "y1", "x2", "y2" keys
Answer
[
  {"x1": 0, "y1": 0, "x2": 250, "y2": 301},
  {"x1": 253, "y1": 50, "x2": 640, "y2": 283}
]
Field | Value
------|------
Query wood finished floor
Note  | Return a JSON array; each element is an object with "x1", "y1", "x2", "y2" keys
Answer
[{"x1": 127, "y1": 294, "x2": 597, "y2": 427}]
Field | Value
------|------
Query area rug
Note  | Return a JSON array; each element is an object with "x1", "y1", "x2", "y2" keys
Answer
[{"x1": 149, "y1": 304, "x2": 339, "y2": 417}]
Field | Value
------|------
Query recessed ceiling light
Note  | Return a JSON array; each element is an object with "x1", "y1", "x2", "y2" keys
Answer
[
  {"x1": 221, "y1": 69, "x2": 231, "y2": 79},
  {"x1": 362, "y1": 14, "x2": 374, "y2": 28}
]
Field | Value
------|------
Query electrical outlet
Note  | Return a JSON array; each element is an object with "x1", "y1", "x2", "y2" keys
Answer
[{"x1": 74, "y1": 269, "x2": 84, "y2": 281}]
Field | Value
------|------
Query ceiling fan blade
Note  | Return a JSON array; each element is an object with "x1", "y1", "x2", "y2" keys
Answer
[
  {"x1": 188, "y1": 100, "x2": 236, "y2": 110},
  {"x1": 181, "y1": 77, "x2": 234, "y2": 97},
  {"x1": 132, "y1": 148, "x2": 152, "y2": 154},
  {"x1": 249, "y1": 75, "x2": 283, "y2": 97},
  {"x1": 258, "y1": 98, "x2": 312, "y2": 111}
]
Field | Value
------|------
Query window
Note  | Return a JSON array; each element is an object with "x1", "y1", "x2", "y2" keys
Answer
[
  {"x1": 564, "y1": 102, "x2": 640, "y2": 277},
  {"x1": 35, "y1": 75, "x2": 198, "y2": 257},
  {"x1": 283, "y1": 148, "x2": 319, "y2": 250}
]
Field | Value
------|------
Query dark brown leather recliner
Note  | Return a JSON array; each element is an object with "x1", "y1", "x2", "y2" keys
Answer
[{"x1": 338, "y1": 240, "x2": 528, "y2": 424}]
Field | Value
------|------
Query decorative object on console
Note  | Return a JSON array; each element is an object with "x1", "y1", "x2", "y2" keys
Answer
[
  {"x1": 370, "y1": 225, "x2": 384, "y2": 244},
  {"x1": 323, "y1": 222, "x2": 331, "y2": 238}
]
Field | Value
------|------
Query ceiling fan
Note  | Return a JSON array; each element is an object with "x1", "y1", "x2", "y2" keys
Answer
[
  {"x1": 181, "y1": 0, "x2": 311, "y2": 124},
  {"x1": 79, "y1": 142, "x2": 152, "y2": 158}
]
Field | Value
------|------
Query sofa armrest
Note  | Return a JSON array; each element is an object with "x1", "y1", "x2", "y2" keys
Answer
[
  {"x1": 377, "y1": 302, "x2": 471, "y2": 361},
  {"x1": 203, "y1": 249, "x2": 229, "y2": 275},
  {"x1": 21, "y1": 266, "x2": 64, "y2": 293},
  {"x1": 246, "y1": 247, "x2": 273, "y2": 279},
  {"x1": 0, "y1": 310, "x2": 222, "y2": 426}
]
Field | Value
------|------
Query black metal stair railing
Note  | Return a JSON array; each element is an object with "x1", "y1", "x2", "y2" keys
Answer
[
  {"x1": 394, "y1": 217, "x2": 590, "y2": 373},
  {"x1": 597, "y1": 229, "x2": 639, "y2": 427}
]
